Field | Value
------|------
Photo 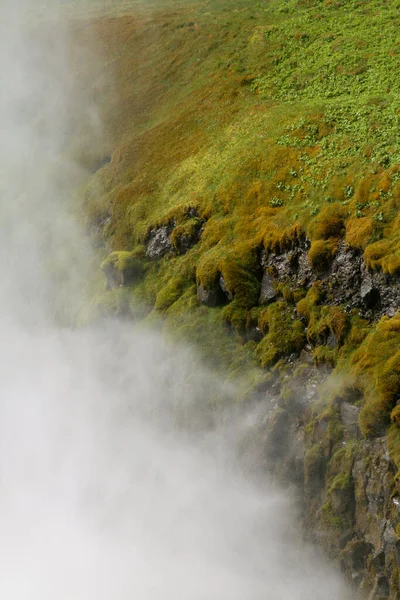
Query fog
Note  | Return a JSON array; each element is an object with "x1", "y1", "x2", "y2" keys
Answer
[{"x1": 0, "y1": 1, "x2": 351, "y2": 598}]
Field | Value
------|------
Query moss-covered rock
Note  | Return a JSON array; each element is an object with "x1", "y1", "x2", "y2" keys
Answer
[{"x1": 100, "y1": 251, "x2": 143, "y2": 289}]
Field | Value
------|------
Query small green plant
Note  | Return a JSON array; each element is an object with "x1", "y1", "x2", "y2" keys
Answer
[{"x1": 269, "y1": 197, "x2": 284, "y2": 208}]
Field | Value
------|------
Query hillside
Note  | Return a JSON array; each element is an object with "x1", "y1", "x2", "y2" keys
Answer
[{"x1": 70, "y1": 0, "x2": 400, "y2": 595}]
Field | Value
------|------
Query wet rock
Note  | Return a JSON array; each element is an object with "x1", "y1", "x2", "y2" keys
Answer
[
  {"x1": 341, "y1": 540, "x2": 373, "y2": 582},
  {"x1": 299, "y1": 347, "x2": 314, "y2": 365},
  {"x1": 360, "y1": 268, "x2": 381, "y2": 309},
  {"x1": 175, "y1": 226, "x2": 202, "y2": 254},
  {"x1": 91, "y1": 154, "x2": 111, "y2": 172},
  {"x1": 340, "y1": 402, "x2": 361, "y2": 439},
  {"x1": 368, "y1": 575, "x2": 390, "y2": 600},
  {"x1": 327, "y1": 331, "x2": 338, "y2": 348},
  {"x1": 371, "y1": 549, "x2": 386, "y2": 572},
  {"x1": 87, "y1": 210, "x2": 112, "y2": 242},
  {"x1": 259, "y1": 272, "x2": 277, "y2": 304},
  {"x1": 259, "y1": 239, "x2": 399, "y2": 319},
  {"x1": 219, "y1": 276, "x2": 233, "y2": 301},
  {"x1": 264, "y1": 407, "x2": 291, "y2": 463},
  {"x1": 101, "y1": 251, "x2": 143, "y2": 290},
  {"x1": 197, "y1": 282, "x2": 228, "y2": 307},
  {"x1": 146, "y1": 225, "x2": 174, "y2": 259}
]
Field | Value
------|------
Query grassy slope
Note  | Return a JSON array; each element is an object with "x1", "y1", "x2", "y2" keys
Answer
[{"x1": 72, "y1": 0, "x2": 400, "y2": 465}]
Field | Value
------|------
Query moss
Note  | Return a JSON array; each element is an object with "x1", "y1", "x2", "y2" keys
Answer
[
  {"x1": 170, "y1": 217, "x2": 203, "y2": 252},
  {"x1": 297, "y1": 282, "x2": 325, "y2": 319},
  {"x1": 387, "y1": 424, "x2": 400, "y2": 474},
  {"x1": 75, "y1": 0, "x2": 400, "y2": 474},
  {"x1": 304, "y1": 443, "x2": 326, "y2": 493},
  {"x1": 329, "y1": 473, "x2": 352, "y2": 493},
  {"x1": 90, "y1": 287, "x2": 133, "y2": 318},
  {"x1": 364, "y1": 239, "x2": 400, "y2": 275},
  {"x1": 308, "y1": 204, "x2": 345, "y2": 241},
  {"x1": 352, "y1": 313, "x2": 400, "y2": 437},
  {"x1": 391, "y1": 406, "x2": 400, "y2": 427},
  {"x1": 346, "y1": 314, "x2": 370, "y2": 348},
  {"x1": 313, "y1": 345, "x2": 338, "y2": 366},
  {"x1": 345, "y1": 216, "x2": 374, "y2": 250},
  {"x1": 364, "y1": 239, "x2": 392, "y2": 271},
  {"x1": 305, "y1": 304, "x2": 348, "y2": 351},
  {"x1": 256, "y1": 301, "x2": 306, "y2": 367},
  {"x1": 308, "y1": 239, "x2": 337, "y2": 273},
  {"x1": 100, "y1": 250, "x2": 142, "y2": 273},
  {"x1": 154, "y1": 275, "x2": 188, "y2": 311}
]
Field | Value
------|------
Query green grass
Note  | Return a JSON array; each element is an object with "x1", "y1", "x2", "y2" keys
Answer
[{"x1": 64, "y1": 0, "x2": 400, "y2": 440}]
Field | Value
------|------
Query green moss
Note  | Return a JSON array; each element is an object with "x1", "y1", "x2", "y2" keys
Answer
[
  {"x1": 308, "y1": 204, "x2": 345, "y2": 241},
  {"x1": 154, "y1": 275, "x2": 188, "y2": 311},
  {"x1": 308, "y1": 239, "x2": 337, "y2": 273},
  {"x1": 387, "y1": 424, "x2": 400, "y2": 475},
  {"x1": 329, "y1": 473, "x2": 352, "y2": 493},
  {"x1": 391, "y1": 406, "x2": 400, "y2": 427},
  {"x1": 313, "y1": 345, "x2": 338, "y2": 367},
  {"x1": 75, "y1": 0, "x2": 400, "y2": 459},
  {"x1": 297, "y1": 282, "x2": 325, "y2": 319},
  {"x1": 170, "y1": 218, "x2": 203, "y2": 252},
  {"x1": 352, "y1": 312, "x2": 400, "y2": 437},
  {"x1": 345, "y1": 216, "x2": 374, "y2": 250},
  {"x1": 304, "y1": 443, "x2": 326, "y2": 492},
  {"x1": 100, "y1": 250, "x2": 141, "y2": 273},
  {"x1": 90, "y1": 287, "x2": 133, "y2": 318},
  {"x1": 256, "y1": 301, "x2": 306, "y2": 367}
]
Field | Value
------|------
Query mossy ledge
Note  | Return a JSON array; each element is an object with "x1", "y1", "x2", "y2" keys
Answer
[{"x1": 73, "y1": 0, "x2": 400, "y2": 594}]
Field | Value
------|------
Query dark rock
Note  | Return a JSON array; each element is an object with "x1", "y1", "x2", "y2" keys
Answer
[
  {"x1": 87, "y1": 210, "x2": 112, "y2": 239},
  {"x1": 258, "y1": 239, "x2": 399, "y2": 320},
  {"x1": 197, "y1": 282, "x2": 228, "y2": 307},
  {"x1": 186, "y1": 206, "x2": 199, "y2": 219},
  {"x1": 259, "y1": 272, "x2": 277, "y2": 304},
  {"x1": 368, "y1": 575, "x2": 390, "y2": 600},
  {"x1": 341, "y1": 540, "x2": 373, "y2": 580},
  {"x1": 299, "y1": 347, "x2": 314, "y2": 365},
  {"x1": 219, "y1": 276, "x2": 234, "y2": 301},
  {"x1": 146, "y1": 225, "x2": 174, "y2": 259},
  {"x1": 371, "y1": 549, "x2": 386, "y2": 572},
  {"x1": 91, "y1": 154, "x2": 111, "y2": 172},
  {"x1": 174, "y1": 218, "x2": 203, "y2": 255},
  {"x1": 360, "y1": 265, "x2": 380, "y2": 309},
  {"x1": 327, "y1": 332, "x2": 338, "y2": 348},
  {"x1": 340, "y1": 402, "x2": 361, "y2": 439},
  {"x1": 101, "y1": 252, "x2": 143, "y2": 290}
]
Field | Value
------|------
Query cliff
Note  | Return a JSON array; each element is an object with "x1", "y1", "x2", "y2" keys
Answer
[{"x1": 72, "y1": 0, "x2": 400, "y2": 595}]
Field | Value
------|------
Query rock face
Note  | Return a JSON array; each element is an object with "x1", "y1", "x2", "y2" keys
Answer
[
  {"x1": 146, "y1": 224, "x2": 174, "y2": 259},
  {"x1": 145, "y1": 212, "x2": 204, "y2": 259},
  {"x1": 260, "y1": 240, "x2": 400, "y2": 319},
  {"x1": 247, "y1": 363, "x2": 400, "y2": 599},
  {"x1": 259, "y1": 272, "x2": 277, "y2": 304},
  {"x1": 101, "y1": 251, "x2": 143, "y2": 290},
  {"x1": 197, "y1": 276, "x2": 232, "y2": 307}
]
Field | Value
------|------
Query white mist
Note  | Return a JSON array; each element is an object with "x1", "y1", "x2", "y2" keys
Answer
[{"x1": 0, "y1": 1, "x2": 351, "y2": 598}]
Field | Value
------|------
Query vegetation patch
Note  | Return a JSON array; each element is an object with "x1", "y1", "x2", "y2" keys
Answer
[{"x1": 69, "y1": 0, "x2": 399, "y2": 449}]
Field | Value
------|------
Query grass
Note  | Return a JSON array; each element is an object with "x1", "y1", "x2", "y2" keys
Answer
[{"x1": 63, "y1": 0, "x2": 400, "y2": 440}]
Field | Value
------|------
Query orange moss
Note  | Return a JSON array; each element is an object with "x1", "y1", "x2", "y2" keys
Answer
[
  {"x1": 352, "y1": 313, "x2": 400, "y2": 437},
  {"x1": 364, "y1": 239, "x2": 391, "y2": 271},
  {"x1": 308, "y1": 204, "x2": 345, "y2": 241},
  {"x1": 345, "y1": 217, "x2": 374, "y2": 250},
  {"x1": 308, "y1": 239, "x2": 337, "y2": 273}
]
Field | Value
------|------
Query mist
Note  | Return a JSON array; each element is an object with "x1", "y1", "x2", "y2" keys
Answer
[{"x1": 0, "y1": 1, "x2": 352, "y2": 598}]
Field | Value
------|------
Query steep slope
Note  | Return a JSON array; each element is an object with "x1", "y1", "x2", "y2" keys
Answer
[{"x1": 70, "y1": 0, "x2": 400, "y2": 595}]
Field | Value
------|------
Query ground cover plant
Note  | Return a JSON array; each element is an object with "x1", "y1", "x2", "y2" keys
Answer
[{"x1": 67, "y1": 0, "x2": 400, "y2": 483}]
